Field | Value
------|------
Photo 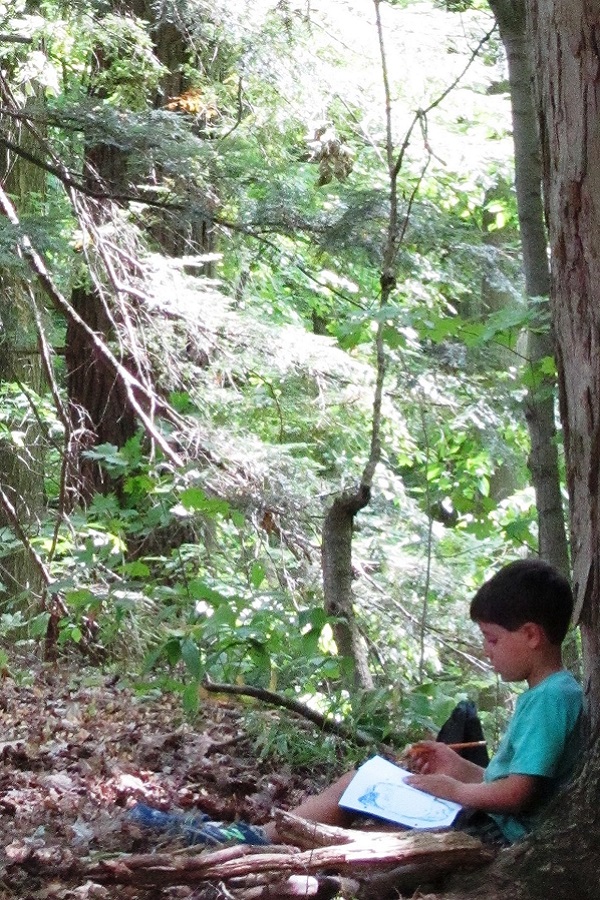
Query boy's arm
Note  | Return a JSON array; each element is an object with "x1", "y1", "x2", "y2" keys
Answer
[{"x1": 407, "y1": 772, "x2": 539, "y2": 814}]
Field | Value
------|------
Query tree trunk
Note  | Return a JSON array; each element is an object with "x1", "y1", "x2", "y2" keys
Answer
[
  {"x1": 526, "y1": 0, "x2": 600, "y2": 720},
  {"x1": 421, "y1": 5, "x2": 600, "y2": 896},
  {"x1": 322, "y1": 487, "x2": 374, "y2": 690},
  {"x1": 65, "y1": 142, "x2": 138, "y2": 499},
  {"x1": 443, "y1": 740, "x2": 600, "y2": 900},
  {"x1": 489, "y1": 0, "x2": 569, "y2": 577},
  {"x1": 0, "y1": 86, "x2": 46, "y2": 604},
  {"x1": 65, "y1": 283, "x2": 137, "y2": 498}
]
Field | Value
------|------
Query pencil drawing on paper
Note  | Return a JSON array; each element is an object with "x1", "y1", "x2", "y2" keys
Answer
[
  {"x1": 338, "y1": 755, "x2": 462, "y2": 829},
  {"x1": 357, "y1": 781, "x2": 458, "y2": 826}
]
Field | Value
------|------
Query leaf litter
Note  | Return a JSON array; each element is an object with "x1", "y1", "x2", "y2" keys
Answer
[{"x1": 0, "y1": 666, "x2": 333, "y2": 900}]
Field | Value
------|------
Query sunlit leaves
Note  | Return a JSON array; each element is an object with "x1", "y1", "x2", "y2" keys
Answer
[
  {"x1": 78, "y1": 14, "x2": 167, "y2": 110},
  {"x1": 0, "y1": 0, "x2": 549, "y2": 750}
]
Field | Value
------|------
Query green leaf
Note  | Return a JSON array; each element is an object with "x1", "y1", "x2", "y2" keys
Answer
[
  {"x1": 182, "y1": 681, "x2": 200, "y2": 716},
  {"x1": 188, "y1": 579, "x2": 230, "y2": 604},
  {"x1": 250, "y1": 562, "x2": 266, "y2": 588},
  {"x1": 299, "y1": 607, "x2": 327, "y2": 630},
  {"x1": 248, "y1": 640, "x2": 271, "y2": 673},
  {"x1": 169, "y1": 391, "x2": 194, "y2": 413},
  {"x1": 29, "y1": 612, "x2": 51, "y2": 638},
  {"x1": 65, "y1": 588, "x2": 95, "y2": 609},
  {"x1": 503, "y1": 518, "x2": 535, "y2": 544},
  {"x1": 179, "y1": 487, "x2": 230, "y2": 516},
  {"x1": 164, "y1": 636, "x2": 183, "y2": 666},
  {"x1": 181, "y1": 637, "x2": 202, "y2": 679},
  {"x1": 424, "y1": 315, "x2": 467, "y2": 343},
  {"x1": 120, "y1": 560, "x2": 151, "y2": 577},
  {"x1": 476, "y1": 305, "x2": 531, "y2": 345},
  {"x1": 539, "y1": 355, "x2": 557, "y2": 376}
]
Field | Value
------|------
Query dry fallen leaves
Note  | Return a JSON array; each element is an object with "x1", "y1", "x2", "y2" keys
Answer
[{"x1": 0, "y1": 665, "x2": 328, "y2": 900}]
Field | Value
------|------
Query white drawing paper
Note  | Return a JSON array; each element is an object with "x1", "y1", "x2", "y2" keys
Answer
[{"x1": 338, "y1": 755, "x2": 462, "y2": 829}]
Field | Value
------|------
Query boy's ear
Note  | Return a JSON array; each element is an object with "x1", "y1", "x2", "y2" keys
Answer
[{"x1": 521, "y1": 622, "x2": 546, "y2": 647}]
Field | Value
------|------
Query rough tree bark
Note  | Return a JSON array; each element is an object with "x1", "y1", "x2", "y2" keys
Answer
[
  {"x1": 65, "y1": 282, "x2": 137, "y2": 498},
  {"x1": 0, "y1": 75, "x2": 46, "y2": 603},
  {"x1": 489, "y1": 0, "x2": 570, "y2": 577},
  {"x1": 438, "y1": 4, "x2": 600, "y2": 898},
  {"x1": 129, "y1": 0, "x2": 216, "y2": 263},
  {"x1": 528, "y1": 1, "x2": 600, "y2": 719}
]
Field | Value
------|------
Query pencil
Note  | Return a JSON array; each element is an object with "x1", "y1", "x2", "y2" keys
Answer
[
  {"x1": 409, "y1": 740, "x2": 487, "y2": 754},
  {"x1": 446, "y1": 740, "x2": 487, "y2": 750}
]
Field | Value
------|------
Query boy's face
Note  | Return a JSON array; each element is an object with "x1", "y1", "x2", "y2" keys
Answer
[{"x1": 477, "y1": 622, "x2": 533, "y2": 682}]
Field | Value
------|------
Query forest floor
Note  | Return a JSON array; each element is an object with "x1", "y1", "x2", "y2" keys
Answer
[{"x1": 0, "y1": 662, "x2": 341, "y2": 900}]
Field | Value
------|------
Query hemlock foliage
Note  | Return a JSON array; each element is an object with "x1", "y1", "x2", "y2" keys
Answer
[{"x1": 0, "y1": 0, "x2": 559, "y2": 754}]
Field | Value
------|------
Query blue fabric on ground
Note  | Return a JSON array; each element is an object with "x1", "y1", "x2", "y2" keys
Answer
[{"x1": 128, "y1": 803, "x2": 270, "y2": 846}]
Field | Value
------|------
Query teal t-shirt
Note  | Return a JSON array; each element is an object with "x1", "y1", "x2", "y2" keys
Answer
[{"x1": 484, "y1": 670, "x2": 583, "y2": 843}]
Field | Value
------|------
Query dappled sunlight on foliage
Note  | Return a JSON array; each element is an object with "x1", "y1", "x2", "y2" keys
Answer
[{"x1": 0, "y1": 1, "x2": 555, "y2": 867}]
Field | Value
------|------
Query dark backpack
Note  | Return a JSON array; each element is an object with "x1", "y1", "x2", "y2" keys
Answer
[{"x1": 436, "y1": 699, "x2": 489, "y2": 766}]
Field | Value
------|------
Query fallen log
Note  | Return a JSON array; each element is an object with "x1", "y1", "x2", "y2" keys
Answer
[
  {"x1": 81, "y1": 820, "x2": 492, "y2": 887},
  {"x1": 273, "y1": 809, "x2": 361, "y2": 847},
  {"x1": 4, "y1": 813, "x2": 494, "y2": 899}
]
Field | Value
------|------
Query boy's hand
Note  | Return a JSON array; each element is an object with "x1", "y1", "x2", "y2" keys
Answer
[
  {"x1": 407, "y1": 741, "x2": 465, "y2": 777},
  {"x1": 406, "y1": 740, "x2": 485, "y2": 784},
  {"x1": 405, "y1": 773, "x2": 463, "y2": 804}
]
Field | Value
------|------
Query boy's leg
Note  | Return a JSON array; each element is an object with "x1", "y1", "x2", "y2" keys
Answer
[
  {"x1": 452, "y1": 810, "x2": 508, "y2": 847},
  {"x1": 263, "y1": 770, "x2": 356, "y2": 841}
]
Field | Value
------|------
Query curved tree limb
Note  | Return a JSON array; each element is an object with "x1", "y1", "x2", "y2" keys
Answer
[
  {"x1": 0, "y1": 487, "x2": 50, "y2": 589},
  {"x1": 202, "y1": 674, "x2": 373, "y2": 746}
]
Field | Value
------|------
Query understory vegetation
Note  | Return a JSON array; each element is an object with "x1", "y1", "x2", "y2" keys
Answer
[{"x1": 0, "y1": 0, "x2": 565, "y2": 771}]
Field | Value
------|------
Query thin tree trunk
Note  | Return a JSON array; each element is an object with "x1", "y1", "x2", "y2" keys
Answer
[
  {"x1": 129, "y1": 0, "x2": 216, "y2": 263},
  {"x1": 322, "y1": 487, "x2": 374, "y2": 690},
  {"x1": 489, "y1": 0, "x2": 569, "y2": 576},
  {"x1": 319, "y1": 0, "x2": 396, "y2": 691},
  {"x1": 0, "y1": 83, "x2": 46, "y2": 605}
]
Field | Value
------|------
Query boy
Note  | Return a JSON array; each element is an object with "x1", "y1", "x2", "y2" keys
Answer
[
  {"x1": 132, "y1": 559, "x2": 583, "y2": 847},
  {"x1": 262, "y1": 558, "x2": 583, "y2": 845},
  {"x1": 406, "y1": 557, "x2": 583, "y2": 844}
]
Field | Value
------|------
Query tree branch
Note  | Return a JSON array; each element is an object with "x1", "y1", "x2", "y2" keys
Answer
[
  {"x1": 202, "y1": 674, "x2": 373, "y2": 746},
  {"x1": 0, "y1": 487, "x2": 50, "y2": 589},
  {"x1": 0, "y1": 182, "x2": 183, "y2": 467}
]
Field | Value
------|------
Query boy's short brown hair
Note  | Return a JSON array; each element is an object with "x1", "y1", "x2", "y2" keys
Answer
[{"x1": 469, "y1": 559, "x2": 573, "y2": 645}]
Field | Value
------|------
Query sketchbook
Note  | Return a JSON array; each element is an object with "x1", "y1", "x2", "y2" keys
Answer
[{"x1": 338, "y1": 754, "x2": 462, "y2": 829}]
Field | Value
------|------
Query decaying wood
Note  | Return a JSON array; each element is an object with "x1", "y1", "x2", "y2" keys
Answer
[
  {"x1": 273, "y1": 809, "x2": 360, "y2": 847},
  {"x1": 204, "y1": 873, "x2": 359, "y2": 899},
  {"x1": 78, "y1": 821, "x2": 492, "y2": 888},
  {"x1": 5, "y1": 814, "x2": 493, "y2": 898}
]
